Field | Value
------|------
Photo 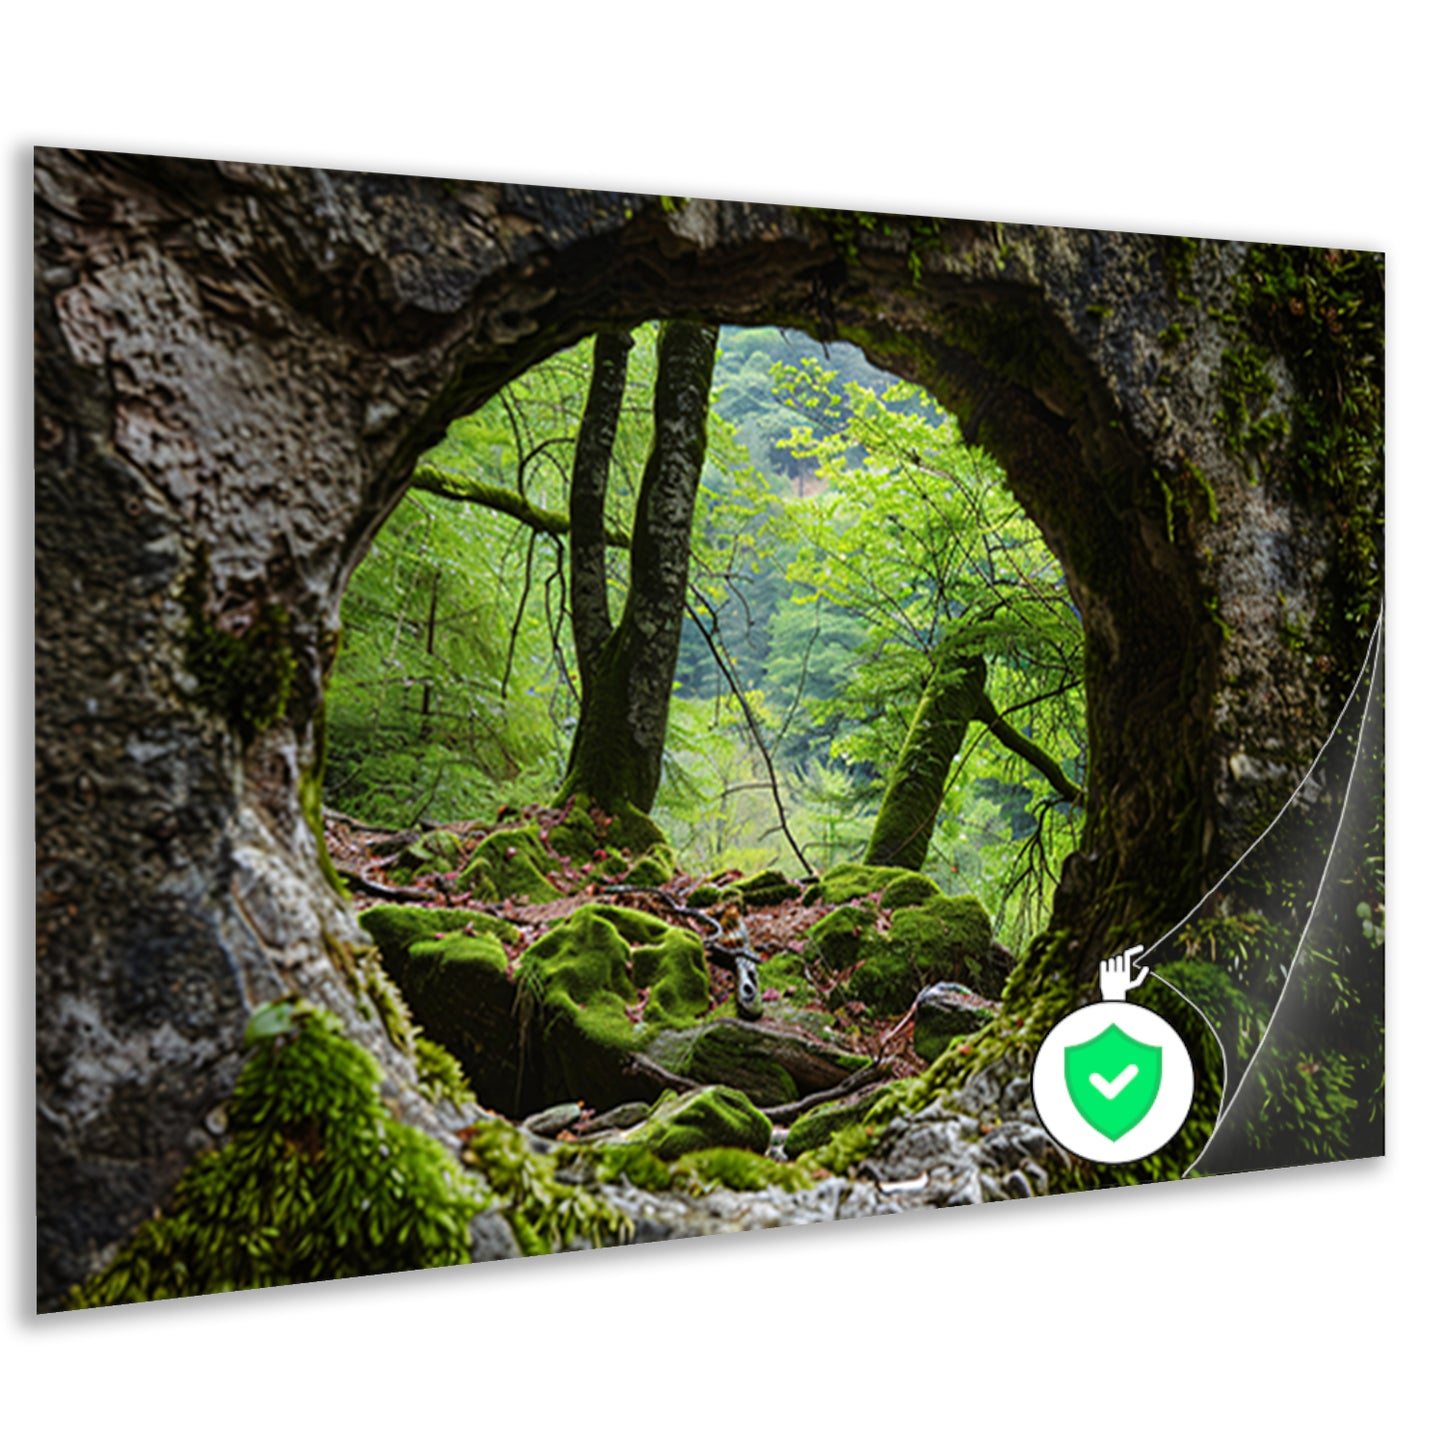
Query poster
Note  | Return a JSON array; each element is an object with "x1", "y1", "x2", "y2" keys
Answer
[{"x1": 34, "y1": 149, "x2": 1384, "y2": 1312}]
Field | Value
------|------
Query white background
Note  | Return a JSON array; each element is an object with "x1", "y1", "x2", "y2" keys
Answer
[{"x1": 6, "y1": 5, "x2": 1439, "y2": 1440}]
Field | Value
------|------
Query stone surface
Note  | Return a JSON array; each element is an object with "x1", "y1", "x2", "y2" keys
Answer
[{"x1": 913, "y1": 981, "x2": 998, "y2": 1063}]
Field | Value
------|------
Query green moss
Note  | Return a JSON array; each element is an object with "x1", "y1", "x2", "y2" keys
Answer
[
  {"x1": 1160, "y1": 235, "x2": 1200, "y2": 300},
  {"x1": 459, "y1": 1117, "x2": 631, "y2": 1255},
  {"x1": 400, "y1": 931, "x2": 519, "y2": 1103},
  {"x1": 1230, "y1": 244, "x2": 1384, "y2": 644},
  {"x1": 544, "y1": 799, "x2": 601, "y2": 865},
  {"x1": 879, "y1": 872, "x2": 941, "y2": 909},
  {"x1": 674, "y1": 1148, "x2": 813, "y2": 1193},
  {"x1": 358, "y1": 904, "x2": 518, "y2": 977},
  {"x1": 736, "y1": 869, "x2": 802, "y2": 907},
  {"x1": 515, "y1": 905, "x2": 711, "y2": 1108},
  {"x1": 842, "y1": 895, "x2": 998, "y2": 1013},
  {"x1": 686, "y1": 883, "x2": 723, "y2": 908},
  {"x1": 633, "y1": 927, "x2": 712, "y2": 1027},
  {"x1": 623, "y1": 851, "x2": 674, "y2": 888},
  {"x1": 622, "y1": 1085, "x2": 772, "y2": 1159},
  {"x1": 684, "y1": 1022, "x2": 798, "y2": 1107},
  {"x1": 913, "y1": 992, "x2": 995, "y2": 1064},
  {"x1": 394, "y1": 829, "x2": 464, "y2": 882},
  {"x1": 804, "y1": 862, "x2": 924, "y2": 906},
  {"x1": 415, "y1": 1037, "x2": 477, "y2": 1109},
  {"x1": 460, "y1": 827, "x2": 562, "y2": 903},
  {"x1": 806, "y1": 904, "x2": 879, "y2": 971},
  {"x1": 795, "y1": 1120, "x2": 883, "y2": 1176},
  {"x1": 68, "y1": 1002, "x2": 484, "y2": 1306},
  {"x1": 783, "y1": 1094, "x2": 875, "y2": 1159},
  {"x1": 182, "y1": 566, "x2": 297, "y2": 747}
]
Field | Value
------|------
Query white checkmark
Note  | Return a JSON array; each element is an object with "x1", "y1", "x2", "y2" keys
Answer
[{"x1": 1089, "y1": 1064, "x2": 1139, "y2": 1100}]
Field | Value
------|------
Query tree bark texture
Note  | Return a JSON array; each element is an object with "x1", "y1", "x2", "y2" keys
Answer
[
  {"x1": 558, "y1": 321, "x2": 719, "y2": 814},
  {"x1": 568, "y1": 330, "x2": 635, "y2": 680},
  {"x1": 33, "y1": 150, "x2": 1382, "y2": 1303}
]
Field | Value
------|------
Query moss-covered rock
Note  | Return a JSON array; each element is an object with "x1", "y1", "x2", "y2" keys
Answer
[
  {"x1": 68, "y1": 1003, "x2": 484, "y2": 1305},
  {"x1": 685, "y1": 883, "x2": 724, "y2": 909},
  {"x1": 394, "y1": 828, "x2": 464, "y2": 881},
  {"x1": 879, "y1": 872, "x2": 942, "y2": 909},
  {"x1": 736, "y1": 869, "x2": 802, "y2": 908},
  {"x1": 646, "y1": 1018, "x2": 868, "y2": 1107},
  {"x1": 913, "y1": 981, "x2": 997, "y2": 1064},
  {"x1": 622, "y1": 850, "x2": 674, "y2": 888},
  {"x1": 399, "y1": 931, "x2": 520, "y2": 1105},
  {"x1": 806, "y1": 904, "x2": 878, "y2": 972},
  {"x1": 359, "y1": 904, "x2": 519, "y2": 977},
  {"x1": 516, "y1": 904, "x2": 712, "y2": 1109},
  {"x1": 620, "y1": 1085, "x2": 772, "y2": 1159},
  {"x1": 803, "y1": 862, "x2": 923, "y2": 906},
  {"x1": 673, "y1": 1148, "x2": 813, "y2": 1193},
  {"x1": 841, "y1": 895, "x2": 999, "y2": 1015},
  {"x1": 459, "y1": 827, "x2": 562, "y2": 903},
  {"x1": 783, "y1": 1093, "x2": 877, "y2": 1159}
]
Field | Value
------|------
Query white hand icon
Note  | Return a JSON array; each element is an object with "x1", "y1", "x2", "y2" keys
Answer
[{"x1": 1100, "y1": 945, "x2": 1149, "y2": 1002}]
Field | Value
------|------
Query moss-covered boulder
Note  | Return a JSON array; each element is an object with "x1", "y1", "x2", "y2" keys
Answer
[
  {"x1": 803, "y1": 862, "x2": 929, "y2": 906},
  {"x1": 548, "y1": 793, "x2": 669, "y2": 861},
  {"x1": 620, "y1": 1086, "x2": 772, "y2": 1159},
  {"x1": 805, "y1": 904, "x2": 878, "y2": 971},
  {"x1": 736, "y1": 869, "x2": 802, "y2": 908},
  {"x1": 913, "y1": 981, "x2": 997, "y2": 1063},
  {"x1": 621, "y1": 846, "x2": 676, "y2": 888},
  {"x1": 645, "y1": 1018, "x2": 869, "y2": 1108},
  {"x1": 783, "y1": 1093, "x2": 877, "y2": 1159},
  {"x1": 357, "y1": 904, "x2": 527, "y2": 1105},
  {"x1": 685, "y1": 883, "x2": 724, "y2": 909},
  {"x1": 393, "y1": 828, "x2": 464, "y2": 882},
  {"x1": 459, "y1": 827, "x2": 563, "y2": 903},
  {"x1": 840, "y1": 895, "x2": 999, "y2": 1015},
  {"x1": 516, "y1": 904, "x2": 712, "y2": 1110},
  {"x1": 359, "y1": 904, "x2": 519, "y2": 976},
  {"x1": 879, "y1": 872, "x2": 942, "y2": 910}
]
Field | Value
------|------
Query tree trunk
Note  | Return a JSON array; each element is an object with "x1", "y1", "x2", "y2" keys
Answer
[
  {"x1": 864, "y1": 639, "x2": 987, "y2": 870},
  {"x1": 556, "y1": 321, "x2": 719, "y2": 815}
]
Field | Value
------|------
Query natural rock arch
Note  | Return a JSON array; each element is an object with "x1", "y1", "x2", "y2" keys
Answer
[{"x1": 34, "y1": 150, "x2": 1379, "y2": 1303}]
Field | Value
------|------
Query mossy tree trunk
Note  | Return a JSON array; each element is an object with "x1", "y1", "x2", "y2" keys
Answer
[
  {"x1": 864, "y1": 633, "x2": 1086, "y2": 872},
  {"x1": 864, "y1": 640, "x2": 988, "y2": 870},
  {"x1": 556, "y1": 321, "x2": 719, "y2": 815}
]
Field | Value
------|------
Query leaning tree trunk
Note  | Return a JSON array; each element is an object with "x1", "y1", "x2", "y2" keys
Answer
[
  {"x1": 864, "y1": 641, "x2": 987, "y2": 870},
  {"x1": 556, "y1": 320, "x2": 719, "y2": 815},
  {"x1": 34, "y1": 149, "x2": 1381, "y2": 1304}
]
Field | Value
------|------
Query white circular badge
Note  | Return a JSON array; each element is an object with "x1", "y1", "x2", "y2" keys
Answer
[{"x1": 1032, "y1": 1000, "x2": 1194, "y2": 1164}]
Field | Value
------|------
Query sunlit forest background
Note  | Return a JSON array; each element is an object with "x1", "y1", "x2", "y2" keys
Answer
[{"x1": 324, "y1": 327, "x2": 1086, "y2": 951}]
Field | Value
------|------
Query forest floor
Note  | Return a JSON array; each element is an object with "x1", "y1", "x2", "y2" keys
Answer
[{"x1": 323, "y1": 805, "x2": 940, "y2": 1114}]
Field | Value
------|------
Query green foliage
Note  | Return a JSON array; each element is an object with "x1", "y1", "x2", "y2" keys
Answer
[
  {"x1": 415, "y1": 1037, "x2": 477, "y2": 1109},
  {"x1": 69, "y1": 1003, "x2": 485, "y2": 1307},
  {"x1": 459, "y1": 1118, "x2": 631, "y2": 1254}
]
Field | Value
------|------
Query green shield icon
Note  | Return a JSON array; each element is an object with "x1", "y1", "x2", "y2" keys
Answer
[{"x1": 1063, "y1": 1022, "x2": 1164, "y2": 1141}]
